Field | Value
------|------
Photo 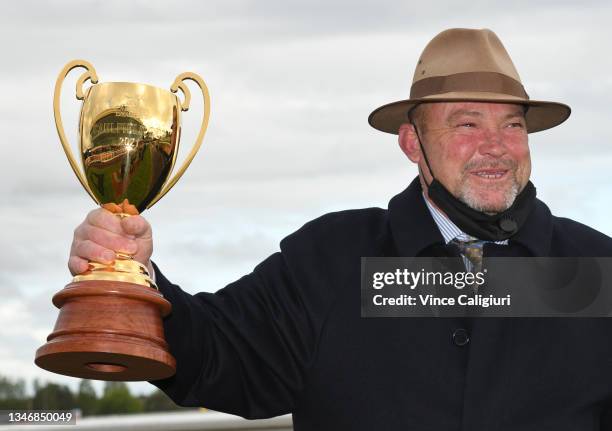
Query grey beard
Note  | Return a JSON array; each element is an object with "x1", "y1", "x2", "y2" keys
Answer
[{"x1": 457, "y1": 181, "x2": 520, "y2": 215}]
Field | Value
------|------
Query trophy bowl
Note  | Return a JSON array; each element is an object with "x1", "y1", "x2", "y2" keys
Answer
[
  {"x1": 35, "y1": 60, "x2": 210, "y2": 381},
  {"x1": 80, "y1": 82, "x2": 180, "y2": 213}
]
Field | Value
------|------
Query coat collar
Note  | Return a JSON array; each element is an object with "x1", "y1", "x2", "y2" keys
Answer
[
  {"x1": 388, "y1": 177, "x2": 445, "y2": 257},
  {"x1": 388, "y1": 176, "x2": 553, "y2": 257},
  {"x1": 510, "y1": 195, "x2": 553, "y2": 256}
]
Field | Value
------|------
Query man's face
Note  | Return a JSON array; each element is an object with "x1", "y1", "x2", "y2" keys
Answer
[{"x1": 400, "y1": 102, "x2": 531, "y2": 214}]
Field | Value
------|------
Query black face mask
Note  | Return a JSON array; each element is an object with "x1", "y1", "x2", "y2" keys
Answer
[
  {"x1": 414, "y1": 126, "x2": 536, "y2": 241},
  {"x1": 427, "y1": 177, "x2": 536, "y2": 241}
]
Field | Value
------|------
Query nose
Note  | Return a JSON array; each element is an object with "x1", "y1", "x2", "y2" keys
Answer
[{"x1": 478, "y1": 127, "x2": 506, "y2": 158}]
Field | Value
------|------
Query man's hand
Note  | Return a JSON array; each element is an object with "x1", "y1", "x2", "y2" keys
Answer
[{"x1": 68, "y1": 208, "x2": 153, "y2": 276}]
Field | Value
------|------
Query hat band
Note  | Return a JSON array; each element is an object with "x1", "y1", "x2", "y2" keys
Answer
[{"x1": 410, "y1": 71, "x2": 528, "y2": 99}]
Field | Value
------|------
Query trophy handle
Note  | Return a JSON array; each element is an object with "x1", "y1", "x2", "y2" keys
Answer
[
  {"x1": 53, "y1": 60, "x2": 99, "y2": 204},
  {"x1": 146, "y1": 72, "x2": 211, "y2": 209}
]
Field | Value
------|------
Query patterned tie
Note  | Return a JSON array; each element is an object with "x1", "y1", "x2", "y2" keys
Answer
[{"x1": 448, "y1": 236, "x2": 486, "y2": 274}]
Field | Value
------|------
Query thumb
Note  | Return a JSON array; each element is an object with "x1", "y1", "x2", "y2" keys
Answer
[{"x1": 121, "y1": 215, "x2": 151, "y2": 238}]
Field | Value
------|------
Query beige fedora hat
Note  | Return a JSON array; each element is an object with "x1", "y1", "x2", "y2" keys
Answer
[{"x1": 368, "y1": 28, "x2": 571, "y2": 134}]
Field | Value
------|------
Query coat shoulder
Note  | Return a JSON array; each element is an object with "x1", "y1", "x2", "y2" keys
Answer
[{"x1": 551, "y1": 216, "x2": 612, "y2": 256}]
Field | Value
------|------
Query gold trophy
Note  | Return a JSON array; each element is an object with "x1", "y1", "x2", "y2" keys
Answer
[{"x1": 35, "y1": 60, "x2": 210, "y2": 381}]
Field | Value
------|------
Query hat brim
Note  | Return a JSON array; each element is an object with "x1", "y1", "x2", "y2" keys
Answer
[{"x1": 368, "y1": 91, "x2": 571, "y2": 134}]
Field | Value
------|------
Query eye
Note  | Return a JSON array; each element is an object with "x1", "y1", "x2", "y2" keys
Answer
[
  {"x1": 457, "y1": 122, "x2": 476, "y2": 128},
  {"x1": 507, "y1": 122, "x2": 525, "y2": 128}
]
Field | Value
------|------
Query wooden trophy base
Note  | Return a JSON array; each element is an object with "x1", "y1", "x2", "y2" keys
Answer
[{"x1": 35, "y1": 281, "x2": 176, "y2": 381}]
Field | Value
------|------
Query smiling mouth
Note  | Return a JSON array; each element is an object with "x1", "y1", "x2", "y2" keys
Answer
[{"x1": 470, "y1": 169, "x2": 508, "y2": 180}]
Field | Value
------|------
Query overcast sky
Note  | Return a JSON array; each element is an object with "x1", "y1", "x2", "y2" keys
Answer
[{"x1": 1, "y1": 0, "x2": 611, "y2": 397}]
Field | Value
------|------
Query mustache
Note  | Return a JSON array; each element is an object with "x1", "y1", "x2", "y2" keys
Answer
[{"x1": 462, "y1": 158, "x2": 518, "y2": 172}]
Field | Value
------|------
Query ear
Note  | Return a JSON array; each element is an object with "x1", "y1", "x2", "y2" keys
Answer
[{"x1": 398, "y1": 123, "x2": 421, "y2": 163}]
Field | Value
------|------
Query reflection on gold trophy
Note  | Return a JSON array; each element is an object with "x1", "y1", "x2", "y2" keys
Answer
[{"x1": 35, "y1": 60, "x2": 210, "y2": 381}]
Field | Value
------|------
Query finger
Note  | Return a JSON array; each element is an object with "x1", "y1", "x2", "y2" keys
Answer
[
  {"x1": 121, "y1": 215, "x2": 151, "y2": 238},
  {"x1": 68, "y1": 255, "x2": 90, "y2": 276},
  {"x1": 132, "y1": 242, "x2": 154, "y2": 267},
  {"x1": 85, "y1": 208, "x2": 125, "y2": 236},
  {"x1": 74, "y1": 224, "x2": 137, "y2": 254},
  {"x1": 72, "y1": 239, "x2": 116, "y2": 265}
]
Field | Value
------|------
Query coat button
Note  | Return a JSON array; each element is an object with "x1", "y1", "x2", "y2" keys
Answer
[{"x1": 452, "y1": 328, "x2": 470, "y2": 346}]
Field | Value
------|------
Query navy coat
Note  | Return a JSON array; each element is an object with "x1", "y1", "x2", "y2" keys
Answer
[{"x1": 151, "y1": 177, "x2": 612, "y2": 430}]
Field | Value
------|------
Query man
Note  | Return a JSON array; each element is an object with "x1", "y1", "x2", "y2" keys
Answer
[{"x1": 69, "y1": 29, "x2": 612, "y2": 429}]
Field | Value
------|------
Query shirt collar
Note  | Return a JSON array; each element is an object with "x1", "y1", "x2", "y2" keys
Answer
[{"x1": 422, "y1": 192, "x2": 508, "y2": 245}]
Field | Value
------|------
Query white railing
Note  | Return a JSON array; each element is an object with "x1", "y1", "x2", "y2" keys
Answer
[{"x1": 0, "y1": 410, "x2": 293, "y2": 431}]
